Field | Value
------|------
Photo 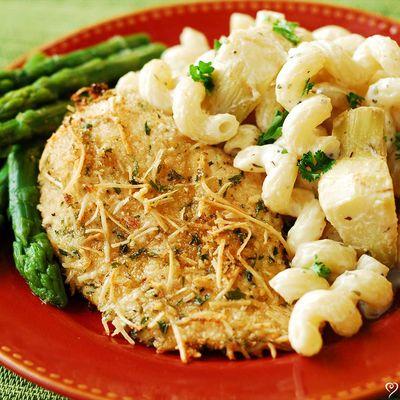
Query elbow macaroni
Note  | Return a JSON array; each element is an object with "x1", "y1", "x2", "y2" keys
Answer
[
  {"x1": 288, "y1": 289, "x2": 363, "y2": 356},
  {"x1": 332, "y1": 269, "x2": 393, "y2": 320},
  {"x1": 270, "y1": 239, "x2": 356, "y2": 305},
  {"x1": 115, "y1": 71, "x2": 139, "y2": 95},
  {"x1": 287, "y1": 254, "x2": 392, "y2": 355},
  {"x1": 269, "y1": 268, "x2": 330, "y2": 305},
  {"x1": 261, "y1": 151, "x2": 298, "y2": 214},
  {"x1": 291, "y1": 239, "x2": 357, "y2": 280},
  {"x1": 283, "y1": 188, "x2": 315, "y2": 218},
  {"x1": 353, "y1": 35, "x2": 400, "y2": 79},
  {"x1": 172, "y1": 76, "x2": 239, "y2": 144},
  {"x1": 334, "y1": 34, "x2": 365, "y2": 56},
  {"x1": 279, "y1": 95, "x2": 339, "y2": 157},
  {"x1": 233, "y1": 144, "x2": 298, "y2": 214},
  {"x1": 138, "y1": 59, "x2": 174, "y2": 113},
  {"x1": 162, "y1": 27, "x2": 210, "y2": 77},
  {"x1": 276, "y1": 41, "x2": 368, "y2": 110},
  {"x1": 230, "y1": 12, "x2": 255, "y2": 32},
  {"x1": 224, "y1": 124, "x2": 260, "y2": 155},
  {"x1": 312, "y1": 25, "x2": 351, "y2": 41},
  {"x1": 287, "y1": 200, "x2": 326, "y2": 253}
]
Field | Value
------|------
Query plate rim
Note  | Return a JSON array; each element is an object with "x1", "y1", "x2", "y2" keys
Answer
[
  {"x1": 1, "y1": 1, "x2": 399, "y2": 399},
  {"x1": 5, "y1": 0, "x2": 400, "y2": 70}
]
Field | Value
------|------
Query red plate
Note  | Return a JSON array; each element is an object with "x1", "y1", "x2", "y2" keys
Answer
[{"x1": 2, "y1": 2, "x2": 400, "y2": 399}]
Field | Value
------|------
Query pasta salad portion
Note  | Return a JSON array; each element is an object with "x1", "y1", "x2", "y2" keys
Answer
[{"x1": 134, "y1": 9, "x2": 400, "y2": 357}]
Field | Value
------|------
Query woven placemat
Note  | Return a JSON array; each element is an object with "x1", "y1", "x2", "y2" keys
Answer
[{"x1": 0, "y1": 0, "x2": 399, "y2": 398}]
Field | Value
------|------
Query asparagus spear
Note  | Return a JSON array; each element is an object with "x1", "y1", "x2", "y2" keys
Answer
[
  {"x1": 0, "y1": 33, "x2": 150, "y2": 93},
  {"x1": 0, "y1": 162, "x2": 8, "y2": 226},
  {"x1": 0, "y1": 43, "x2": 165, "y2": 121},
  {"x1": 0, "y1": 101, "x2": 69, "y2": 147},
  {"x1": 8, "y1": 143, "x2": 67, "y2": 307},
  {"x1": 0, "y1": 146, "x2": 11, "y2": 159},
  {"x1": 22, "y1": 53, "x2": 47, "y2": 72}
]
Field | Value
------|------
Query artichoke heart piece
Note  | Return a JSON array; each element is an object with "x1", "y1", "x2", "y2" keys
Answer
[{"x1": 318, "y1": 107, "x2": 397, "y2": 266}]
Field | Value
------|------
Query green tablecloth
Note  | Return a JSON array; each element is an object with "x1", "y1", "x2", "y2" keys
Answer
[{"x1": 0, "y1": 0, "x2": 399, "y2": 398}]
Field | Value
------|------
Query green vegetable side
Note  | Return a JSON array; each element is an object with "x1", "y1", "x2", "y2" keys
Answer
[
  {"x1": 8, "y1": 143, "x2": 68, "y2": 307},
  {"x1": 0, "y1": 33, "x2": 150, "y2": 94},
  {"x1": 0, "y1": 101, "x2": 69, "y2": 147},
  {"x1": 0, "y1": 162, "x2": 8, "y2": 226},
  {"x1": 0, "y1": 43, "x2": 166, "y2": 121}
]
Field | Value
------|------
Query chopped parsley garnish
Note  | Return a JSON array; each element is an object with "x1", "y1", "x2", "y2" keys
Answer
[
  {"x1": 302, "y1": 78, "x2": 315, "y2": 96},
  {"x1": 189, "y1": 233, "x2": 201, "y2": 246},
  {"x1": 257, "y1": 110, "x2": 288, "y2": 145},
  {"x1": 214, "y1": 39, "x2": 222, "y2": 50},
  {"x1": 200, "y1": 253, "x2": 209, "y2": 261},
  {"x1": 233, "y1": 228, "x2": 247, "y2": 243},
  {"x1": 129, "y1": 160, "x2": 140, "y2": 184},
  {"x1": 140, "y1": 316, "x2": 149, "y2": 326},
  {"x1": 225, "y1": 288, "x2": 246, "y2": 300},
  {"x1": 132, "y1": 160, "x2": 139, "y2": 176},
  {"x1": 148, "y1": 179, "x2": 167, "y2": 192},
  {"x1": 272, "y1": 20, "x2": 300, "y2": 45},
  {"x1": 59, "y1": 249, "x2": 69, "y2": 256},
  {"x1": 273, "y1": 246, "x2": 279, "y2": 256},
  {"x1": 157, "y1": 320, "x2": 169, "y2": 334},
  {"x1": 228, "y1": 171, "x2": 244, "y2": 185},
  {"x1": 129, "y1": 329, "x2": 138, "y2": 340},
  {"x1": 114, "y1": 187, "x2": 121, "y2": 194},
  {"x1": 255, "y1": 199, "x2": 267, "y2": 215},
  {"x1": 130, "y1": 248, "x2": 147, "y2": 259},
  {"x1": 298, "y1": 150, "x2": 335, "y2": 182},
  {"x1": 167, "y1": 169, "x2": 183, "y2": 181},
  {"x1": 311, "y1": 256, "x2": 331, "y2": 279},
  {"x1": 281, "y1": 149, "x2": 288, "y2": 154},
  {"x1": 346, "y1": 92, "x2": 364, "y2": 109},
  {"x1": 119, "y1": 243, "x2": 129, "y2": 254},
  {"x1": 245, "y1": 270, "x2": 253, "y2": 283},
  {"x1": 194, "y1": 293, "x2": 210, "y2": 305},
  {"x1": 189, "y1": 61, "x2": 215, "y2": 92},
  {"x1": 395, "y1": 132, "x2": 400, "y2": 159},
  {"x1": 144, "y1": 121, "x2": 151, "y2": 135}
]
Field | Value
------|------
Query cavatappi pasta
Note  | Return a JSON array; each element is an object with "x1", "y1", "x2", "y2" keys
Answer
[{"x1": 130, "y1": 8, "x2": 400, "y2": 358}]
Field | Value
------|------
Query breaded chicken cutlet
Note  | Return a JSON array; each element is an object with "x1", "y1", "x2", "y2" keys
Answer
[{"x1": 38, "y1": 87, "x2": 291, "y2": 361}]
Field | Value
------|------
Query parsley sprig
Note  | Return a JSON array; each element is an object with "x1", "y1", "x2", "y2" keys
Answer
[
  {"x1": 214, "y1": 39, "x2": 222, "y2": 50},
  {"x1": 302, "y1": 78, "x2": 315, "y2": 96},
  {"x1": 189, "y1": 61, "x2": 215, "y2": 91},
  {"x1": 347, "y1": 92, "x2": 364, "y2": 109},
  {"x1": 311, "y1": 256, "x2": 331, "y2": 279},
  {"x1": 272, "y1": 20, "x2": 300, "y2": 45},
  {"x1": 298, "y1": 150, "x2": 335, "y2": 182},
  {"x1": 257, "y1": 110, "x2": 288, "y2": 145}
]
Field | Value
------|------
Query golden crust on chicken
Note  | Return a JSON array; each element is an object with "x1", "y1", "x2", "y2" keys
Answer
[{"x1": 38, "y1": 89, "x2": 291, "y2": 361}]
